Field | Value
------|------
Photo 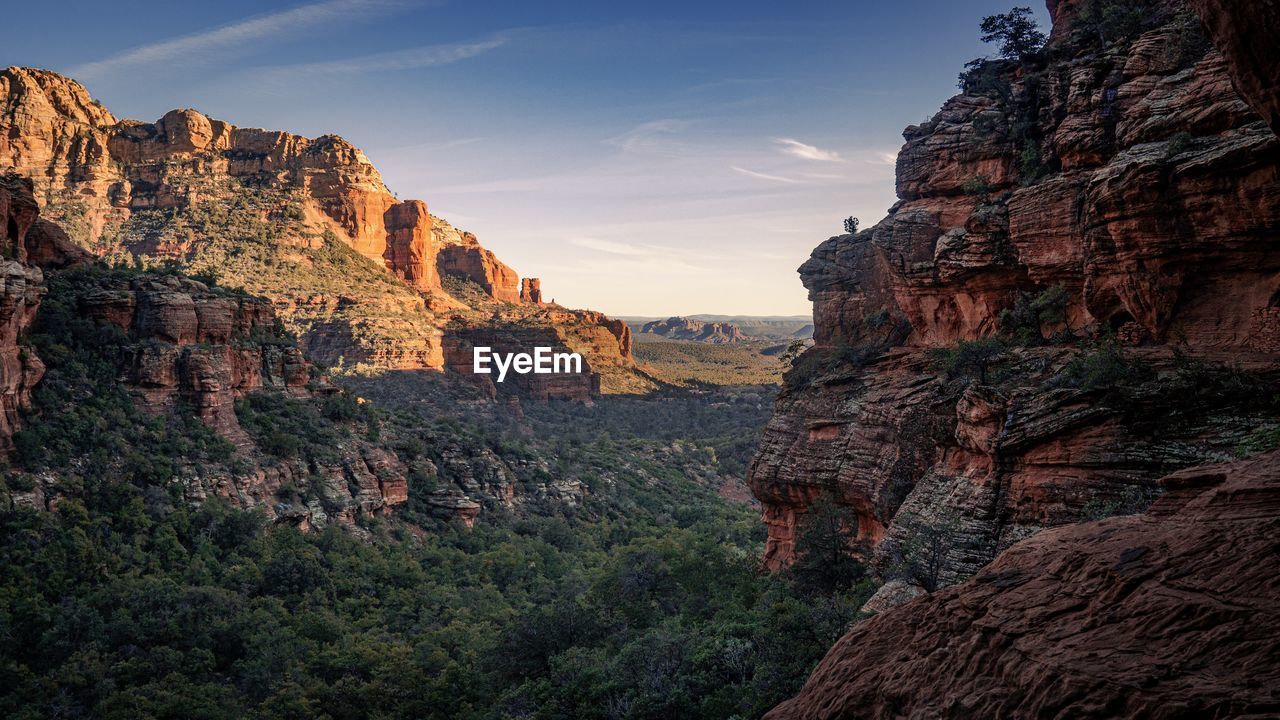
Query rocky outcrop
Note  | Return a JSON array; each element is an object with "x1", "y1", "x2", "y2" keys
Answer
[
  {"x1": 749, "y1": 0, "x2": 1280, "y2": 573},
  {"x1": 640, "y1": 316, "x2": 748, "y2": 344},
  {"x1": 0, "y1": 181, "x2": 47, "y2": 453},
  {"x1": 78, "y1": 273, "x2": 311, "y2": 442},
  {"x1": 765, "y1": 450, "x2": 1280, "y2": 719},
  {"x1": 0, "y1": 68, "x2": 647, "y2": 392},
  {"x1": 1187, "y1": 0, "x2": 1280, "y2": 132},
  {"x1": 520, "y1": 277, "x2": 543, "y2": 304},
  {"x1": 0, "y1": 68, "x2": 478, "y2": 297},
  {"x1": 437, "y1": 244, "x2": 520, "y2": 303},
  {"x1": 0, "y1": 175, "x2": 94, "y2": 454}
]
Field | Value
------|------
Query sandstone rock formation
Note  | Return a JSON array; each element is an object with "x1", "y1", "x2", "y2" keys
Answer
[
  {"x1": 0, "y1": 174, "x2": 94, "y2": 455},
  {"x1": 1187, "y1": 0, "x2": 1280, "y2": 132},
  {"x1": 1, "y1": 179, "x2": 421, "y2": 528},
  {"x1": 78, "y1": 272, "x2": 311, "y2": 442},
  {"x1": 520, "y1": 278, "x2": 543, "y2": 304},
  {"x1": 0, "y1": 180, "x2": 49, "y2": 453},
  {"x1": 748, "y1": 0, "x2": 1280, "y2": 575},
  {"x1": 765, "y1": 450, "x2": 1280, "y2": 719},
  {"x1": 0, "y1": 67, "x2": 455, "y2": 293},
  {"x1": 0, "y1": 67, "x2": 646, "y2": 394},
  {"x1": 640, "y1": 316, "x2": 748, "y2": 344}
]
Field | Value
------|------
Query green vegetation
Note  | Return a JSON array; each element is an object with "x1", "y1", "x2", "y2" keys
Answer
[
  {"x1": 962, "y1": 174, "x2": 994, "y2": 198},
  {"x1": 783, "y1": 341, "x2": 885, "y2": 390},
  {"x1": 1074, "y1": 0, "x2": 1157, "y2": 50},
  {"x1": 1051, "y1": 337, "x2": 1150, "y2": 391},
  {"x1": 0, "y1": 267, "x2": 870, "y2": 719},
  {"x1": 633, "y1": 338, "x2": 784, "y2": 386},
  {"x1": 881, "y1": 510, "x2": 962, "y2": 593},
  {"x1": 929, "y1": 338, "x2": 1006, "y2": 385},
  {"x1": 842, "y1": 216, "x2": 860, "y2": 235},
  {"x1": 979, "y1": 7, "x2": 1047, "y2": 61},
  {"x1": 788, "y1": 496, "x2": 870, "y2": 597},
  {"x1": 1162, "y1": 131, "x2": 1194, "y2": 161},
  {"x1": 12, "y1": 265, "x2": 238, "y2": 475},
  {"x1": 998, "y1": 285, "x2": 1069, "y2": 345},
  {"x1": 92, "y1": 181, "x2": 439, "y2": 368},
  {"x1": 1079, "y1": 483, "x2": 1159, "y2": 521}
]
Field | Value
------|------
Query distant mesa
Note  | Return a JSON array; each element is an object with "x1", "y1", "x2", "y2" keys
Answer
[{"x1": 640, "y1": 316, "x2": 748, "y2": 344}]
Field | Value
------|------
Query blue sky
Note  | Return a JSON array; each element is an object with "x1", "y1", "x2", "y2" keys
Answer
[{"x1": 3, "y1": 0, "x2": 1051, "y2": 315}]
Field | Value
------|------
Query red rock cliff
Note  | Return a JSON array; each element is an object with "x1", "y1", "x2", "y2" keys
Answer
[
  {"x1": 748, "y1": 0, "x2": 1280, "y2": 576},
  {"x1": 0, "y1": 67, "x2": 541, "y2": 310},
  {"x1": 765, "y1": 449, "x2": 1280, "y2": 719}
]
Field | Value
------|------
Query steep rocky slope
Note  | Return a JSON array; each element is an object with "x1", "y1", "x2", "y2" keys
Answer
[
  {"x1": 1186, "y1": 0, "x2": 1280, "y2": 133},
  {"x1": 0, "y1": 67, "x2": 641, "y2": 395},
  {"x1": 0, "y1": 175, "x2": 90, "y2": 452},
  {"x1": 2, "y1": 178, "x2": 596, "y2": 529},
  {"x1": 748, "y1": 0, "x2": 1280, "y2": 577},
  {"x1": 760, "y1": 0, "x2": 1280, "y2": 715},
  {"x1": 766, "y1": 449, "x2": 1280, "y2": 719}
]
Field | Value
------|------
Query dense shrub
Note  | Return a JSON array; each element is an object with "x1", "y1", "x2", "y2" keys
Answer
[
  {"x1": 998, "y1": 285, "x2": 1069, "y2": 345},
  {"x1": 929, "y1": 338, "x2": 1007, "y2": 385}
]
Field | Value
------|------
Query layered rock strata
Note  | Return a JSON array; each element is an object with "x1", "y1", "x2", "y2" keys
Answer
[
  {"x1": 748, "y1": 0, "x2": 1280, "y2": 576},
  {"x1": 766, "y1": 450, "x2": 1280, "y2": 719},
  {"x1": 0, "y1": 67, "x2": 644, "y2": 392}
]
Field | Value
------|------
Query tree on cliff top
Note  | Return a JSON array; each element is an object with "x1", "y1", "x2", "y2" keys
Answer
[{"x1": 980, "y1": 7, "x2": 1046, "y2": 60}]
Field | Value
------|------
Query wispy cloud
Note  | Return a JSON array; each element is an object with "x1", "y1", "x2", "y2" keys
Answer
[
  {"x1": 773, "y1": 137, "x2": 842, "y2": 162},
  {"x1": 67, "y1": 0, "x2": 409, "y2": 80},
  {"x1": 265, "y1": 34, "x2": 509, "y2": 76},
  {"x1": 605, "y1": 119, "x2": 692, "y2": 154},
  {"x1": 871, "y1": 151, "x2": 898, "y2": 166},
  {"x1": 731, "y1": 165, "x2": 801, "y2": 184},
  {"x1": 569, "y1": 237, "x2": 649, "y2": 256}
]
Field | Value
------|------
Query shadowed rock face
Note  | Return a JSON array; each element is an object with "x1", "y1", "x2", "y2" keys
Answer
[
  {"x1": 1187, "y1": 0, "x2": 1280, "y2": 133},
  {"x1": 79, "y1": 273, "x2": 312, "y2": 443},
  {"x1": 1, "y1": 178, "x2": 419, "y2": 528},
  {"x1": 748, "y1": 0, "x2": 1280, "y2": 572},
  {"x1": 765, "y1": 450, "x2": 1280, "y2": 720},
  {"x1": 0, "y1": 175, "x2": 93, "y2": 453}
]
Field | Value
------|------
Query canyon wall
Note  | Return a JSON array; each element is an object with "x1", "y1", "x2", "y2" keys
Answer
[
  {"x1": 0, "y1": 67, "x2": 478, "y2": 294},
  {"x1": 748, "y1": 0, "x2": 1280, "y2": 577},
  {"x1": 762, "y1": 0, "x2": 1280, "y2": 714},
  {"x1": 0, "y1": 67, "x2": 642, "y2": 392},
  {"x1": 766, "y1": 449, "x2": 1280, "y2": 719}
]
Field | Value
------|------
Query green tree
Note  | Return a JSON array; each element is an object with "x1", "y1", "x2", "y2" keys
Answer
[
  {"x1": 980, "y1": 7, "x2": 1047, "y2": 60},
  {"x1": 929, "y1": 338, "x2": 1006, "y2": 385},
  {"x1": 789, "y1": 495, "x2": 867, "y2": 595}
]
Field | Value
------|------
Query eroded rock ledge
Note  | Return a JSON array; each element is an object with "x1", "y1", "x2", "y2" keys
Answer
[{"x1": 765, "y1": 450, "x2": 1280, "y2": 719}]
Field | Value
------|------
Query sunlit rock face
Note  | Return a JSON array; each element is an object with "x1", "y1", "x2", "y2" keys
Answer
[
  {"x1": 748, "y1": 0, "x2": 1280, "y2": 572},
  {"x1": 0, "y1": 67, "x2": 643, "y2": 392}
]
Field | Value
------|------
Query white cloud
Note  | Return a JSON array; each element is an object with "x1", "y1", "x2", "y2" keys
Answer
[
  {"x1": 605, "y1": 119, "x2": 692, "y2": 154},
  {"x1": 68, "y1": 0, "x2": 408, "y2": 80},
  {"x1": 267, "y1": 34, "x2": 509, "y2": 76},
  {"x1": 569, "y1": 237, "x2": 649, "y2": 256},
  {"x1": 731, "y1": 165, "x2": 801, "y2": 184},
  {"x1": 773, "y1": 137, "x2": 842, "y2": 162}
]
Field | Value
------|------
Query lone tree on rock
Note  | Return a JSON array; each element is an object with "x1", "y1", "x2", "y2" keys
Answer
[
  {"x1": 843, "y1": 216, "x2": 860, "y2": 234},
  {"x1": 980, "y1": 6, "x2": 1046, "y2": 61}
]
